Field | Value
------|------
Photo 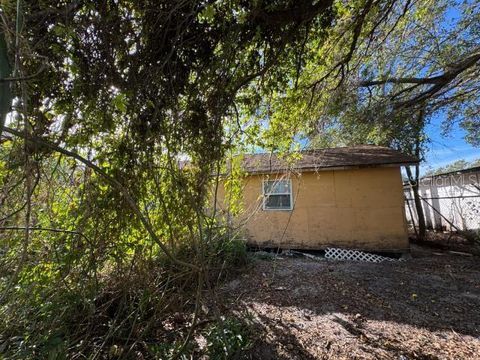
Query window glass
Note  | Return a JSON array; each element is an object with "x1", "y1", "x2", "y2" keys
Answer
[
  {"x1": 265, "y1": 194, "x2": 291, "y2": 209},
  {"x1": 263, "y1": 180, "x2": 291, "y2": 194},
  {"x1": 263, "y1": 180, "x2": 292, "y2": 210}
]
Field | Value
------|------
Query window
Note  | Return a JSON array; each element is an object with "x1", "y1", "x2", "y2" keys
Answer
[{"x1": 263, "y1": 179, "x2": 293, "y2": 210}]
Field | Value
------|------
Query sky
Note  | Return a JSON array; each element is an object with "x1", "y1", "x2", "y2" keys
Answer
[{"x1": 423, "y1": 113, "x2": 479, "y2": 172}]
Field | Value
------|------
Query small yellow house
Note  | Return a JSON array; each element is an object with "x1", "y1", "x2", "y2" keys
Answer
[{"x1": 219, "y1": 145, "x2": 418, "y2": 252}]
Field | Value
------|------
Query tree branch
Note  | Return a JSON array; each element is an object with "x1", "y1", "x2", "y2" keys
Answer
[
  {"x1": 0, "y1": 61, "x2": 47, "y2": 82},
  {"x1": 359, "y1": 49, "x2": 480, "y2": 87},
  {"x1": 0, "y1": 226, "x2": 91, "y2": 242}
]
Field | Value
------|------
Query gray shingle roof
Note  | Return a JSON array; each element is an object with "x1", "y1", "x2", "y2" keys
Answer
[{"x1": 242, "y1": 145, "x2": 418, "y2": 174}]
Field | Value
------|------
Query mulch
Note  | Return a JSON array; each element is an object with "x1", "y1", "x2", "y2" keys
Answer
[{"x1": 219, "y1": 245, "x2": 480, "y2": 359}]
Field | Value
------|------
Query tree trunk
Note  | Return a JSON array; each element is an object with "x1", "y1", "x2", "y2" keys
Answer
[
  {"x1": 0, "y1": 31, "x2": 12, "y2": 134},
  {"x1": 406, "y1": 165, "x2": 426, "y2": 241}
]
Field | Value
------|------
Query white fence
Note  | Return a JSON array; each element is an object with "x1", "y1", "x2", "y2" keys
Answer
[{"x1": 404, "y1": 169, "x2": 480, "y2": 231}]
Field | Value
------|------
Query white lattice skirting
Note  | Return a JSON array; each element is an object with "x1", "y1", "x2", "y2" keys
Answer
[{"x1": 325, "y1": 247, "x2": 398, "y2": 263}]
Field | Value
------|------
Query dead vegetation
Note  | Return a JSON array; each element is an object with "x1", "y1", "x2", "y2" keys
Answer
[
  {"x1": 218, "y1": 245, "x2": 480, "y2": 359},
  {"x1": 410, "y1": 229, "x2": 480, "y2": 256}
]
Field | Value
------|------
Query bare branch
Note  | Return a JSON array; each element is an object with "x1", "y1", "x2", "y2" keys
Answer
[
  {"x1": 0, "y1": 226, "x2": 91, "y2": 242},
  {"x1": 0, "y1": 61, "x2": 47, "y2": 82},
  {"x1": 359, "y1": 49, "x2": 480, "y2": 87}
]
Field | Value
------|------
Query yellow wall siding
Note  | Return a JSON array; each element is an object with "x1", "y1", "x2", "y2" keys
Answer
[{"x1": 219, "y1": 166, "x2": 409, "y2": 251}]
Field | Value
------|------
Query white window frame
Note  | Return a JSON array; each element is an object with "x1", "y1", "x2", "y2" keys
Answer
[{"x1": 262, "y1": 178, "x2": 293, "y2": 211}]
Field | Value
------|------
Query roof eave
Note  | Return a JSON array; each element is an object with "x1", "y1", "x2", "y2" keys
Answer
[{"x1": 244, "y1": 161, "x2": 419, "y2": 175}]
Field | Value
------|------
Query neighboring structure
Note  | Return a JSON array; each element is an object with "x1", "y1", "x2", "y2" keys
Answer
[
  {"x1": 218, "y1": 145, "x2": 418, "y2": 252},
  {"x1": 404, "y1": 166, "x2": 480, "y2": 231}
]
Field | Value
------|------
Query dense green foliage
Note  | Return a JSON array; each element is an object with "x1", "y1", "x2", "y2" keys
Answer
[
  {"x1": 0, "y1": 1, "x2": 336, "y2": 357},
  {"x1": 254, "y1": 0, "x2": 479, "y2": 154}
]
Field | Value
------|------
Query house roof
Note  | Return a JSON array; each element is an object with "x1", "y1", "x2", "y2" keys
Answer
[{"x1": 242, "y1": 145, "x2": 419, "y2": 174}]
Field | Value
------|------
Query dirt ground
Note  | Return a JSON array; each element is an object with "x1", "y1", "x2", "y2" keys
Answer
[{"x1": 219, "y1": 245, "x2": 480, "y2": 359}]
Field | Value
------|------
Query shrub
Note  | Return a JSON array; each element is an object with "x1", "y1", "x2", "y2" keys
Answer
[{"x1": 205, "y1": 317, "x2": 253, "y2": 360}]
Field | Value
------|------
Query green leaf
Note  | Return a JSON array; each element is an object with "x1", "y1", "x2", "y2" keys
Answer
[{"x1": 113, "y1": 93, "x2": 127, "y2": 113}]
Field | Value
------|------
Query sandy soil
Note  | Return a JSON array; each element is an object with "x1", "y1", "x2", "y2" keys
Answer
[{"x1": 219, "y1": 245, "x2": 480, "y2": 359}]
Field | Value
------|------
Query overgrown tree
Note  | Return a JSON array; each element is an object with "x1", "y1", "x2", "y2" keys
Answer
[
  {"x1": 255, "y1": 0, "x2": 479, "y2": 240},
  {"x1": 1, "y1": 0, "x2": 478, "y2": 357},
  {"x1": 0, "y1": 1, "x2": 399, "y2": 357}
]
